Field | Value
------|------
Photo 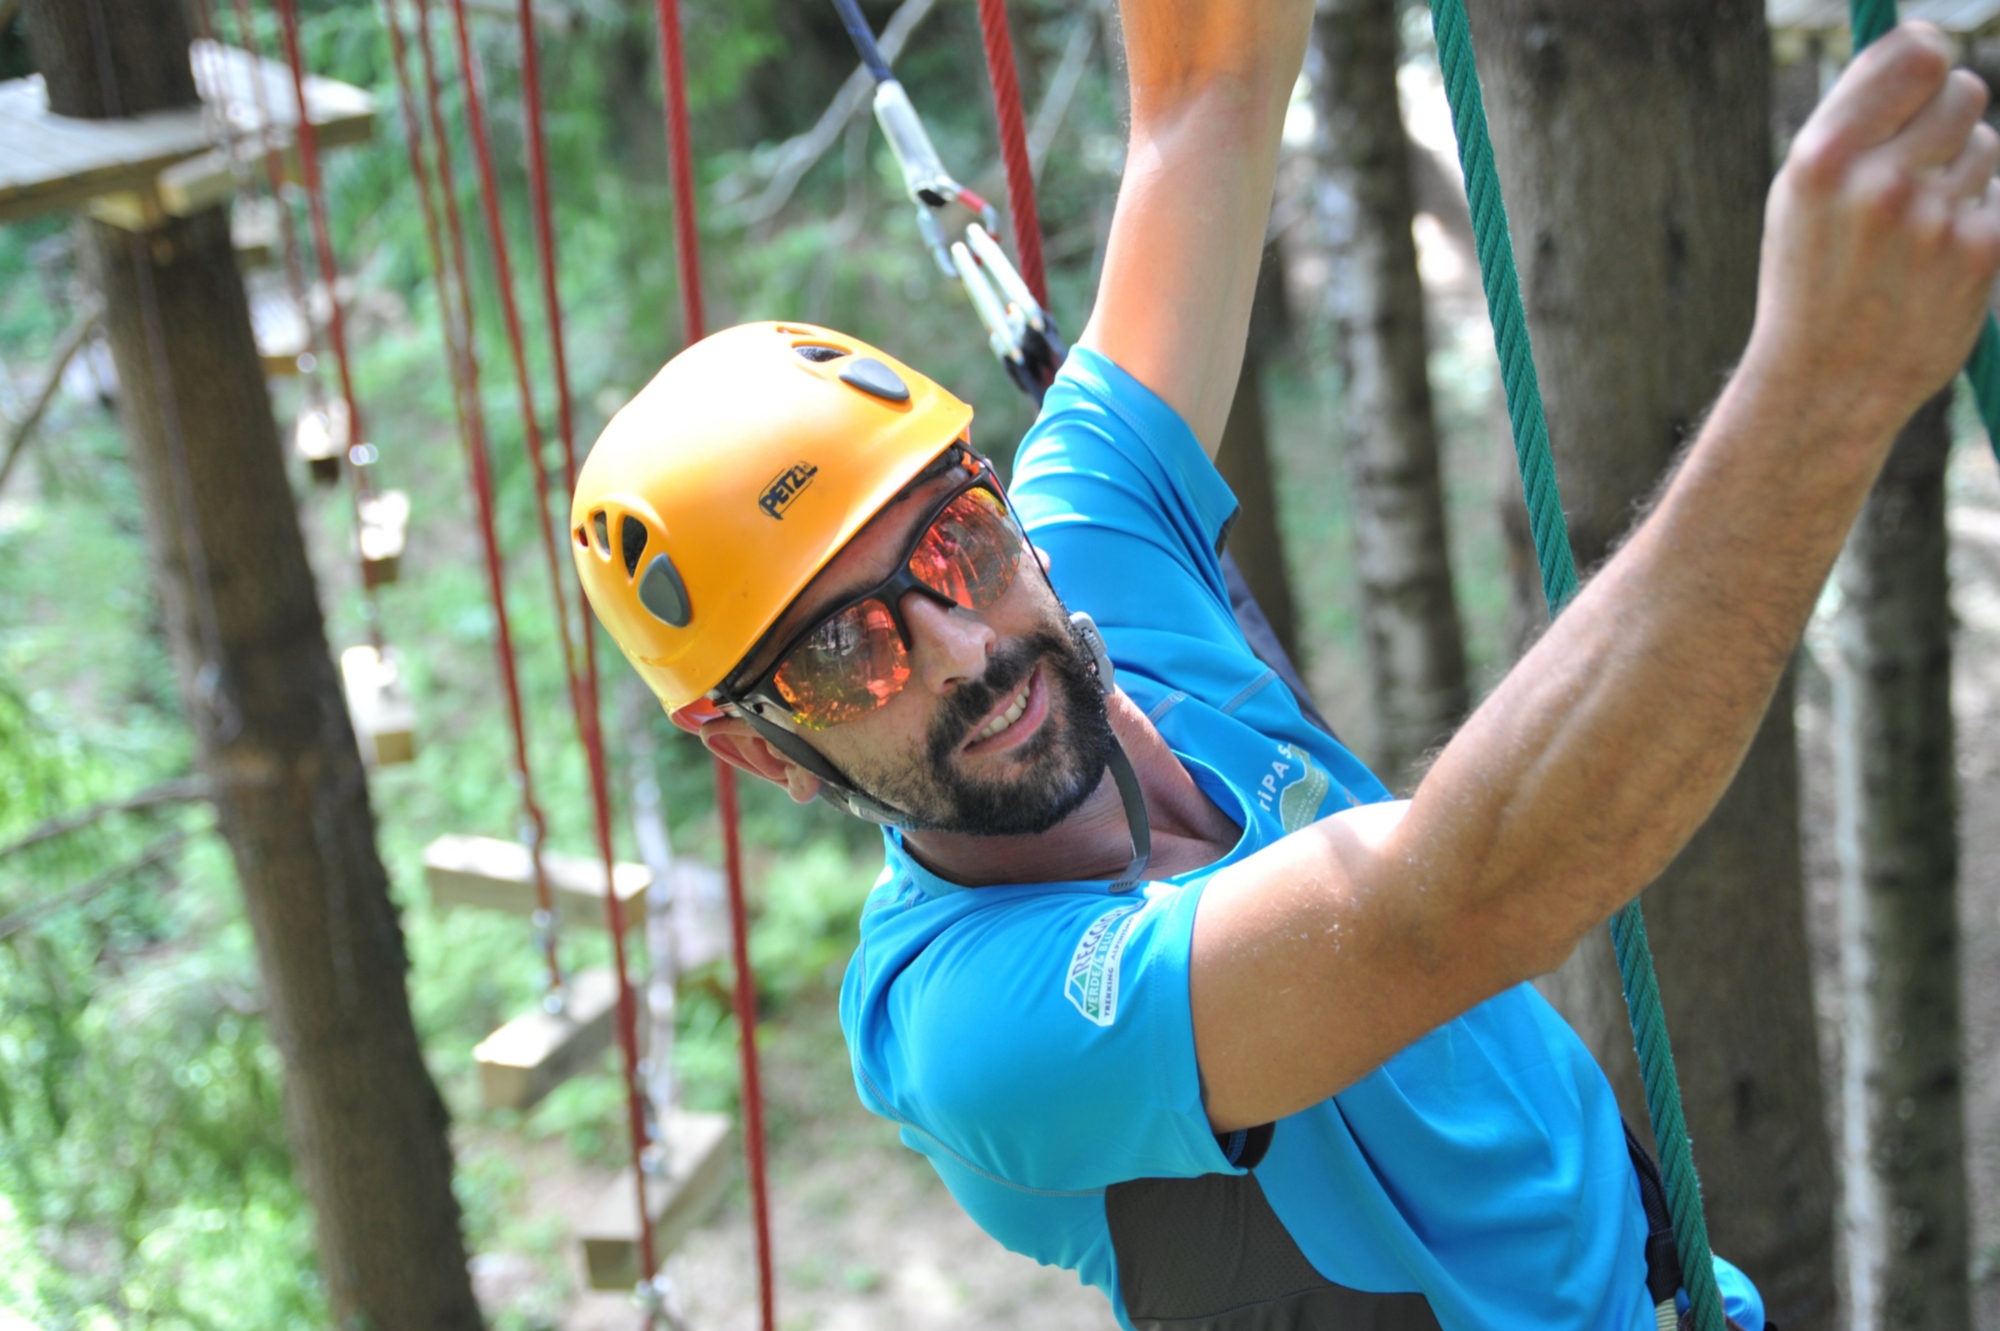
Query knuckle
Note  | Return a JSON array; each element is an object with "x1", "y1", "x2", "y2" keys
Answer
[
  {"x1": 1857, "y1": 167, "x2": 1917, "y2": 222},
  {"x1": 1787, "y1": 133, "x2": 1847, "y2": 194}
]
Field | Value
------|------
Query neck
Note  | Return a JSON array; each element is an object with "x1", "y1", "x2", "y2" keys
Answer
[{"x1": 900, "y1": 690, "x2": 1240, "y2": 888}]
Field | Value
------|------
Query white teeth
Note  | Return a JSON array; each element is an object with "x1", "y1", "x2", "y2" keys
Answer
[{"x1": 975, "y1": 681, "x2": 1033, "y2": 742}]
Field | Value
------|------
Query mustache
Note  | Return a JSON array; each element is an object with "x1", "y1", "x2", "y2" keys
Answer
[{"x1": 928, "y1": 631, "x2": 1068, "y2": 758}]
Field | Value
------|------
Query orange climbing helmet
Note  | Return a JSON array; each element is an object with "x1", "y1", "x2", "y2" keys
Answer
[{"x1": 570, "y1": 321, "x2": 974, "y2": 724}]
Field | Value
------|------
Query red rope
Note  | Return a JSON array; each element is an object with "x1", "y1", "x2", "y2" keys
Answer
[
  {"x1": 650, "y1": 4, "x2": 776, "y2": 1327},
  {"x1": 509, "y1": 0, "x2": 663, "y2": 1296},
  {"x1": 444, "y1": 0, "x2": 659, "y2": 1285},
  {"x1": 272, "y1": 0, "x2": 372, "y2": 484},
  {"x1": 400, "y1": 0, "x2": 564, "y2": 995},
  {"x1": 229, "y1": 0, "x2": 322, "y2": 416},
  {"x1": 274, "y1": 0, "x2": 399, "y2": 663},
  {"x1": 653, "y1": 0, "x2": 705, "y2": 347},
  {"x1": 973, "y1": 0, "x2": 1047, "y2": 309}
]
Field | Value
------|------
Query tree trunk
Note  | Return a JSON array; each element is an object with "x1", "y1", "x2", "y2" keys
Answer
[
  {"x1": 1467, "y1": 2, "x2": 1838, "y2": 1325},
  {"x1": 22, "y1": 3, "x2": 484, "y2": 1328},
  {"x1": 1833, "y1": 389, "x2": 1970, "y2": 1331},
  {"x1": 1313, "y1": 0, "x2": 1469, "y2": 790},
  {"x1": 1216, "y1": 270, "x2": 1302, "y2": 669}
]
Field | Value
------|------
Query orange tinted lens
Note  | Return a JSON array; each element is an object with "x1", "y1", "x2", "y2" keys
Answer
[
  {"x1": 908, "y1": 488, "x2": 1019, "y2": 610},
  {"x1": 772, "y1": 598, "x2": 910, "y2": 729}
]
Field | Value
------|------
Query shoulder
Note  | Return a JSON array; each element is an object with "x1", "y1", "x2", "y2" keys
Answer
[
  {"x1": 841, "y1": 872, "x2": 1226, "y2": 1192},
  {"x1": 1009, "y1": 347, "x2": 1237, "y2": 552}
]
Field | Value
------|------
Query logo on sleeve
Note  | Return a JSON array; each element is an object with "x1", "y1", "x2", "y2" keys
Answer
[
  {"x1": 1254, "y1": 742, "x2": 1331, "y2": 833},
  {"x1": 1065, "y1": 903, "x2": 1144, "y2": 1027}
]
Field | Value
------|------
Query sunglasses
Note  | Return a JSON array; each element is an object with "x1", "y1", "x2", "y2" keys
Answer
[{"x1": 734, "y1": 464, "x2": 1025, "y2": 731}]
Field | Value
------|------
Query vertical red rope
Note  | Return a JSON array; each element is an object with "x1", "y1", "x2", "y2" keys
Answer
[
  {"x1": 383, "y1": 0, "x2": 564, "y2": 996},
  {"x1": 230, "y1": 0, "x2": 321, "y2": 411},
  {"x1": 973, "y1": 0, "x2": 1047, "y2": 309},
  {"x1": 272, "y1": 0, "x2": 373, "y2": 484},
  {"x1": 650, "y1": 4, "x2": 775, "y2": 1327},
  {"x1": 653, "y1": 0, "x2": 705, "y2": 346},
  {"x1": 444, "y1": 0, "x2": 659, "y2": 1285},
  {"x1": 510, "y1": 0, "x2": 662, "y2": 1298},
  {"x1": 714, "y1": 761, "x2": 774, "y2": 1331}
]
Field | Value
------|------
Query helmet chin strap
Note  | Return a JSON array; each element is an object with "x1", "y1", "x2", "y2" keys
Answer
[
  {"x1": 724, "y1": 606, "x2": 1154, "y2": 885},
  {"x1": 1067, "y1": 611, "x2": 1152, "y2": 888}
]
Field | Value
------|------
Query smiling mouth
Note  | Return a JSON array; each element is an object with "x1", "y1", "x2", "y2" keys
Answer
[
  {"x1": 974, "y1": 678, "x2": 1032, "y2": 742},
  {"x1": 961, "y1": 663, "x2": 1046, "y2": 756}
]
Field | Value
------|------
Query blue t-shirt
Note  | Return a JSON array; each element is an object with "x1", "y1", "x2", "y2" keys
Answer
[{"x1": 838, "y1": 348, "x2": 1763, "y2": 1330}]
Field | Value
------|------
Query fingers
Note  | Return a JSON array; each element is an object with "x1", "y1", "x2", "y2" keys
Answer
[
  {"x1": 1940, "y1": 121, "x2": 2000, "y2": 202},
  {"x1": 1795, "y1": 22, "x2": 1954, "y2": 177},
  {"x1": 1897, "y1": 68, "x2": 1991, "y2": 170}
]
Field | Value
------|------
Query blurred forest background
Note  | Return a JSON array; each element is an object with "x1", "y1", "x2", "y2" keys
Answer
[{"x1": 3, "y1": 0, "x2": 1999, "y2": 1328}]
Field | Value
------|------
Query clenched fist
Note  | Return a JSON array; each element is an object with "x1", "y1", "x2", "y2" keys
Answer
[{"x1": 1750, "y1": 22, "x2": 2000, "y2": 443}]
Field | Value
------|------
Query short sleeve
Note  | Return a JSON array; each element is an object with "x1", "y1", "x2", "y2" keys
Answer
[
  {"x1": 856, "y1": 881, "x2": 1232, "y2": 1194},
  {"x1": 1008, "y1": 348, "x2": 1247, "y2": 665}
]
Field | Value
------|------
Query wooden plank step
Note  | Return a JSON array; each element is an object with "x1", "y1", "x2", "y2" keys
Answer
[
  {"x1": 0, "y1": 41, "x2": 374, "y2": 226},
  {"x1": 250, "y1": 286, "x2": 308, "y2": 377},
  {"x1": 474, "y1": 965, "x2": 621, "y2": 1112},
  {"x1": 580, "y1": 1110, "x2": 734, "y2": 1291},
  {"x1": 357, "y1": 488, "x2": 409, "y2": 588},
  {"x1": 340, "y1": 644, "x2": 415, "y2": 768},
  {"x1": 423, "y1": 834, "x2": 649, "y2": 930},
  {"x1": 294, "y1": 400, "x2": 348, "y2": 483}
]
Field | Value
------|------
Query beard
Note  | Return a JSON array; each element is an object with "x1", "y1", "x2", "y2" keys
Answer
[{"x1": 845, "y1": 617, "x2": 1119, "y2": 837}]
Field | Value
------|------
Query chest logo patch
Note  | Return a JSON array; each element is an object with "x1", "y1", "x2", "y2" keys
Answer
[
  {"x1": 1065, "y1": 904, "x2": 1144, "y2": 1027},
  {"x1": 1255, "y1": 742, "x2": 1331, "y2": 833}
]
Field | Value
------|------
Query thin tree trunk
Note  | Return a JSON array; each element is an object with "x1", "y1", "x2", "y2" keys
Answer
[
  {"x1": 1314, "y1": 0, "x2": 1469, "y2": 790},
  {"x1": 1468, "y1": 2, "x2": 1838, "y2": 1326},
  {"x1": 22, "y1": 2, "x2": 484, "y2": 1327},
  {"x1": 1216, "y1": 244, "x2": 1303, "y2": 669},
  {"x1": 1834, "y1": 389, "x2": 1970, "y2": 1331}
]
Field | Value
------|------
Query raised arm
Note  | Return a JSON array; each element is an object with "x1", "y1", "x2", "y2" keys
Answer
[
  {"x1": 1188, "y1": 24, "x2": 2000, "y2": 1132},
  {"x1": 1080, "y1": 0, "x2": 1313, "y2": 457}
]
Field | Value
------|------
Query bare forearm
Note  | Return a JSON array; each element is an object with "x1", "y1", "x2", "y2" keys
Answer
[
  {"x1": 1080, "y1": 0, "x2": 1310, "y2": 454},
  {"x1": 1402, "y1": 359, "x2": 1888, "y2": 973}
]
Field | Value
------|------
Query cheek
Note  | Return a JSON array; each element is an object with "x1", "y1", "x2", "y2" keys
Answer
[{"x1": 812, "y1": 686, "x2": 936, "y2": 770}]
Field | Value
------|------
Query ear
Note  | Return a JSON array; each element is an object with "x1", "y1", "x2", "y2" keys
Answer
[{"x1": 701, "y1": 716, "x2": 823, "y2": 805}]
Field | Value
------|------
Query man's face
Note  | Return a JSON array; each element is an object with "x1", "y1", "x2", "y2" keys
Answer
[{"x1": 742, "y1": 468, "x2": 1119, "y2": 835}]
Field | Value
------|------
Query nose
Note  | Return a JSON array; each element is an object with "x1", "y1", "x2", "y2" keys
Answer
[{"x1": 900, "y1": 591, "x2": 995, "y2": 695}]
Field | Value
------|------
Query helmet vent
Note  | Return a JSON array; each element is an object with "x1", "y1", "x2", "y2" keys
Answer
[
  {"x1": 619, "y1": 514, "x2": 648, "y2": 578},
  {"x1": 638, "y1": 554, "x2": 691, "y2": 627},
  {"x1": 794, "y1": 344, "x2": 846, "y2": 364},
  {"x1": 573, "y1": 525, "x2": 589, "y2": 550},
  {"x1": 590, "y1": 509, "x2": 609, "y2": 554}
]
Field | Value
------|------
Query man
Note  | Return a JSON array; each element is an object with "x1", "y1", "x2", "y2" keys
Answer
[{"x1": 571, "y1": 3, "x2": 2000, "y2": 1326}]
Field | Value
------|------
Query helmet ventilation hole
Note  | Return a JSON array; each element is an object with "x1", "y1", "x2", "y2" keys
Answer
[
  {"x1": 590, "y1": 509, "x2": 609, "y2": 554},
  {"x1": 573, "y1": 525, "x2": 589, "y2": 550},
  {"x1": 794, "y1": 344, "x2": 846, "y2": 363},
  {"x1": 620, "y1": 514, "x2": 648, "y2": 578}
]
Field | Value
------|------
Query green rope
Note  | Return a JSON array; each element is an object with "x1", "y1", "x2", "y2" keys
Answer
[
  {"x1": 1847, "y1": 0, "x2": 2000, "y2": 464},
  {"x1": 1424, "y1": 4, "x2": 1725, "y2": 1327}
]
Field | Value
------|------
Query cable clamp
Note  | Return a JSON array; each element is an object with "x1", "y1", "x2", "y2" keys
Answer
[
  {"x1": 950, "y1": 223, "x2": 1067, "y2": 399},
  {"x1": 872, "y1": 79, "x2": 998, "y2": 275}
]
